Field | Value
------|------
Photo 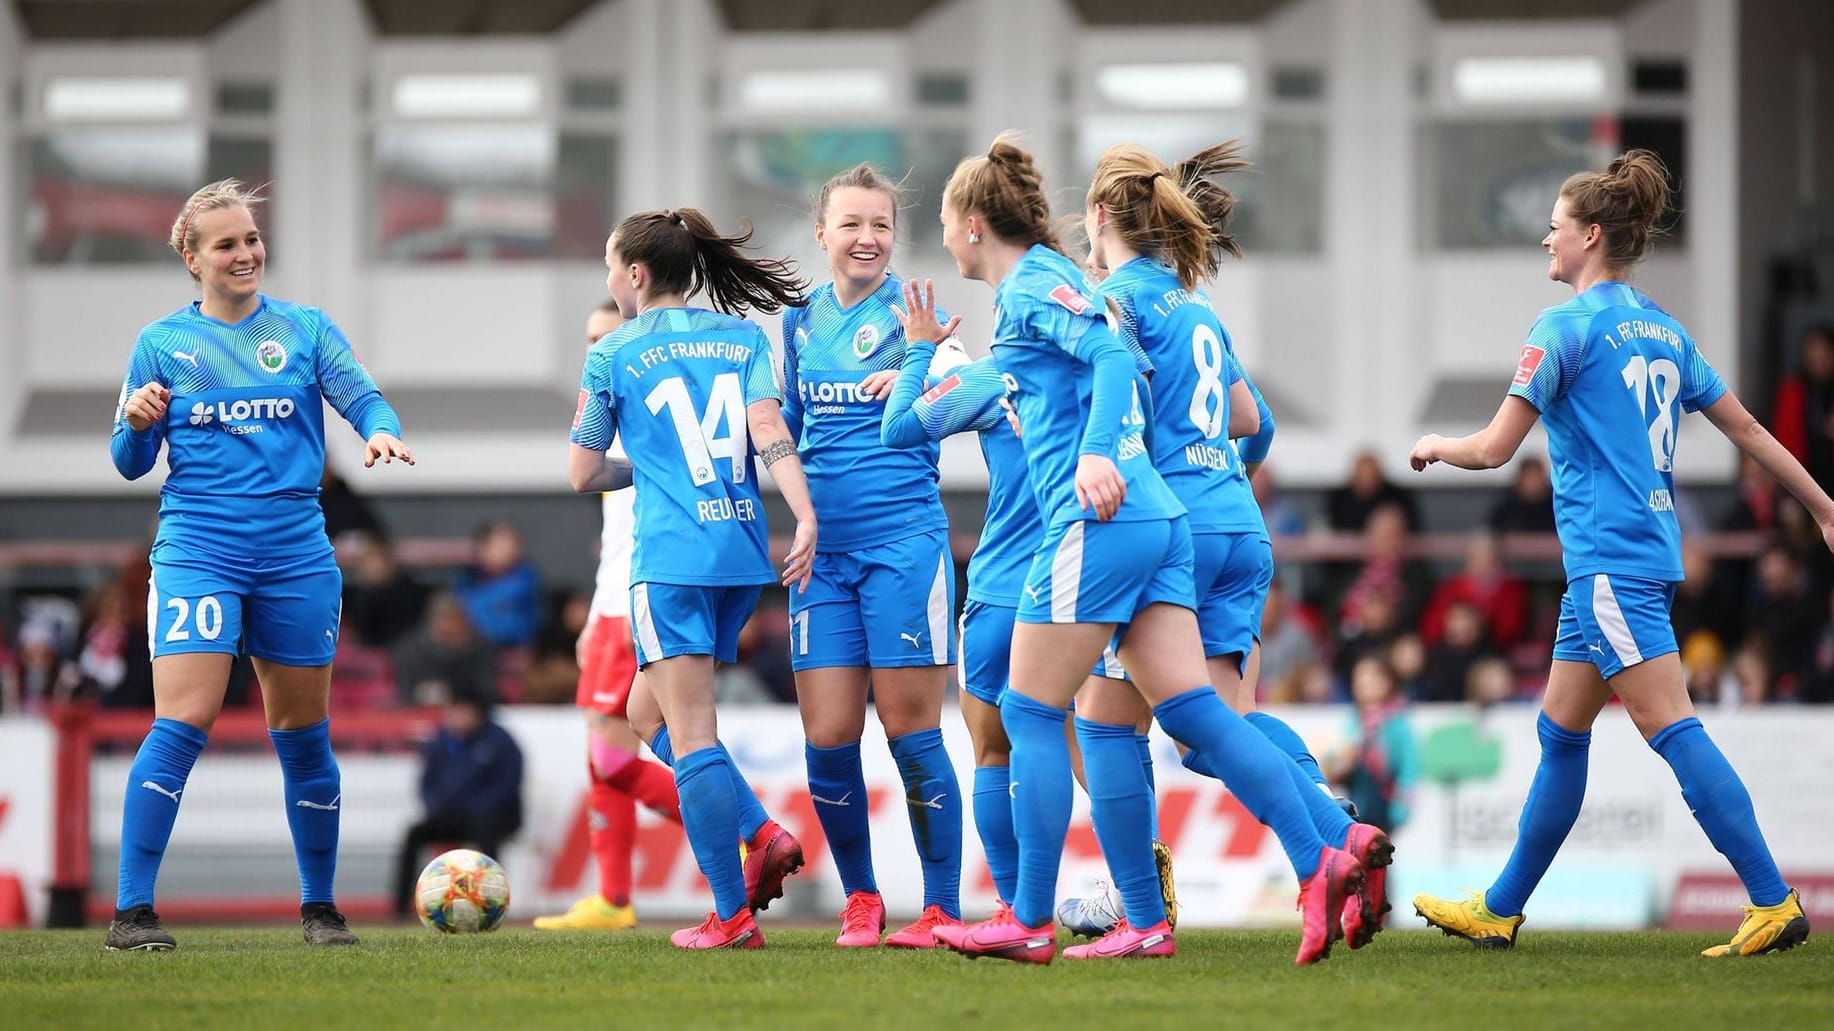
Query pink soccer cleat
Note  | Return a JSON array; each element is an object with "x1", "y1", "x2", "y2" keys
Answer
[
  {"x1": 1295, "y1": 845, "x2": 1364, "y2": 966},
  {"x1": 1062, "y1": 919, "x2": 1176, "y2": 960},
  {"x1": 742, "y1": 820, "x2": 804, "y2": 913},
  {"x1": 934, "y1": 903, "x2": 1057, "y2": 964},
  {"x1": 669, "y1": 909, "x2": 763, "y2": 950},
  {"x1": 835, "y1": 890, "x2": 886, "y2": 948},
  {"x1": 1340, "y1": 823, "x2": 1395, "y2": 949},
  {"x1": 884, "y1": 904, "x2": 961, "y2": 949}
]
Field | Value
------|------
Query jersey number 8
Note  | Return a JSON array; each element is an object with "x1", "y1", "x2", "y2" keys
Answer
[
  {"x1": 1188, "y1": 324, "x2": 1229, "y2": 440},
  {"x1": 645, "y1": 373, "x2": 748, "y2": 487}
]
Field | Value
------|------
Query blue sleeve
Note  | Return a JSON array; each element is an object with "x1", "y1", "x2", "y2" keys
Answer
[
  {"x1": 1042, "y1": 303, "x2": 1135, "y2": 459},
  {"x1": 1506, "y1": 315, "x2": 1581, "y2": 412},
  {"x1": 1680, "y1": 337, "x2": 1728, "y2": 413},
  {"x1": 315, "y1": 314, "x2": 401, "y2": 440},
  {"x1": 1237, "y1": 368, "x2": 1275, "y2": 464},
  {"x1": 744, "y1": 326, "x2": 781, "y2": 404},
  {"x1": 779, "y1": 309, "x2": 804, "y2": 442},
  {"x1": 109, "y1": 339, "x2": 166, "y2": 480},
  {"x1": 1107, "y1": 293, "x2": 1154, "y2": 377},
  {"x1": 569, "y1": 350, "x2": 618, "y2": 451},
  {"x1": 882, "y1": 347, "x2": 1004, "y2": 448}
]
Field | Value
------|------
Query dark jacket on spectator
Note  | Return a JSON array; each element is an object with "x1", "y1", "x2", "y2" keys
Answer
[{"x1": 420, "y1": 720, "x2": 523, "y2": 829}]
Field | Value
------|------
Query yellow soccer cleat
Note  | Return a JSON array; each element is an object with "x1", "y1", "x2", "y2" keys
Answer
[
  {"x1": 1702, "y1": 888, "x2": 1809, "y2": 957},
  {"x1": 1414, "y1": 890, "x2": 1523, "y2": 949},
  {"x1": 532, "y1": 895, "x2": 638, "y2": 931},
  {"x1": 1152, "y1": 839, "x2": 1179, "y2": 932}
]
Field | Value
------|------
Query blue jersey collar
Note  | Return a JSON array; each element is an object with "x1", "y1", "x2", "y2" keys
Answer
[{"x1": 188, "y1": 294, "x2": 270, "y2": 330}]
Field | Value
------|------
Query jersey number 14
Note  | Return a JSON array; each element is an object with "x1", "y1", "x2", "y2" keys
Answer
[{"x1": 645, "y1": 373, "x2": 747, "y2": 486}]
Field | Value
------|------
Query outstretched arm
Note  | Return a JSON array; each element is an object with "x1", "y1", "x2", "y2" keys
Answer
[
  {"x1": 566, "y1": 446, "x2": 634, "y2": 493},
  {"x1": 1409, "y1": 395, "x2": 1541, "y2": 471},
  {"x1": 1704, "y1": 391, "x2": 1834, "y2": 540}
]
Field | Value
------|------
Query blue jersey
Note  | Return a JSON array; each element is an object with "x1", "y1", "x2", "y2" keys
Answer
[
  {"x1": 882, "y1": 342, "x2": 1042, "y2": 606},
  {"x1": 1508, "y1": 281, "x2": 1726, "y2": 583},
  {"x1": 110, "y1": 295, "x2": 400, "y2": 559},
  {"x1": 992, "y1": 245, "x2": 1183, "y2": 526},
  {"x1": 572, "y1": 308, "x2": 781, "y2": 588},
  {"x1": 1101, "y1": 257, "x2": 1263, "y2": 535},
  {"x1": 781, "y1": 275, "x2": 949, "y2": 552}
]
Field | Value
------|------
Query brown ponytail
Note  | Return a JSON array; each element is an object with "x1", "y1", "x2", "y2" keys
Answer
[
  {"x1": 1559, "y1": 148, "x2": 1673, "y2": 270},
  {"x1": 944, "y1": 133, "x2": 1065, "y2": 255},
  {"x1": 613, "y1": 208, "x2": 808, "y2": 316},
  {"x1": 1088, "y1": 141, "x2": 1250, "y2": 291}
]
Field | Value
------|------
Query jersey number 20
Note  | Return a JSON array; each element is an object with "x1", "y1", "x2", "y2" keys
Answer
[
  {"x1": 645, "y1": 373, "x2": 747, "y2": 486},
  {"x1": 1620, "y1": 355, "x2": 1680, "y2": 472}
]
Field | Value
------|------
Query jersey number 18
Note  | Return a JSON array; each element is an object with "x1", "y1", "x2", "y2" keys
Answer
[{"x1": 1620, "y1": 355, "x2": 1680, "y2": 472}]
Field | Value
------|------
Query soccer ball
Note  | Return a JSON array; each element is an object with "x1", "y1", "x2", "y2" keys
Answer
[{"x1": 415, "y1": 848, "x2": 511, "y2": 933}]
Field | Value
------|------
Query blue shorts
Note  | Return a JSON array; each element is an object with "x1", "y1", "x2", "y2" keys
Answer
[
  {"x1": 1018, "y1": 516, "x2": 1195, "y2": 626},
  {"x1": 1193, "y1": 531, "x2": 1273, "y2": 664},
  {"x1": 787, "y1": 529, "x2": 956, "y2": 671},
  {"x1": 958, "y1": 600, "x2": 1017, "y2": 707},
  {"x1": 148, "y1": 541, "x2": 341, "y2": 666},
  {"x1": 1552, "y1": 574, "x2": 1678, "y2": 679},
  {"x1": 630, "y1": 582, "x2": 762, "y2": 666}
]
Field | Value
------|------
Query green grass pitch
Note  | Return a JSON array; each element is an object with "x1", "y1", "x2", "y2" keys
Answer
[{"x1": 1, "y1": 927, "x2": 1824, "y2": 1029}]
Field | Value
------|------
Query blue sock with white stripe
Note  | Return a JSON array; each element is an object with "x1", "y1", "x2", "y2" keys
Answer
[
  {"x1": 117, "y1": 718, "x2": 207, "y2": 910},
  {"x1": 1153, "y1": 687, "x2": 1326, "y2": 880},
  {"x1": 971, "y1": 765, "x2": 1018, "y2": 903},
  {"x1": 1245, "y1": 712, "x2": 1354, "y2": 847},
  {"x1": 674, "y1": 746, "x2": 748, "y2": 920},
  {"x1": 806, "y1": 740, "x2": 877, "y2": 895},
  {"x1": 888, "y1": 728, "x2": 962, "y2": 918},
  {"x1": 1077, "y1": 718, "x2": 1165, "y2": 928},
  {"x1": 1001, "y1": 690, "x2": 1075, "y2": 928},
  {"x1": 1135, "y1": 733, "x2": 1160, "y2": 841},
  {"x1": 270, "y1": 718, "x2": 341, "y2": 906},
  {"x1": 1486, "y1": 712, "x2": 1590, "y2": 917},
  {"x1": 1650, "y1": 717, "x2": 1789, "y2": 907},
  {"x1": 649, "y1": 727, "x2": 767, "y2": 840}
]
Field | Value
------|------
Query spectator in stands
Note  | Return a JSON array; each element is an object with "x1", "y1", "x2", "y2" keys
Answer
[
  {"x1": 1419, "y1": 532, "x2": 1529, "y2": 650},
  {"x1": 1325, "y1": 654, "x2": 1416, "y2": 833},
  {"x1": 1465, "y1": 656, "x2": 1519, "y2": 707},
  {"x1": 2, "y1": 617, "x2": 81, "y2": 714},
  {"x1": 520, "y1": 588, "x2": 593, "y2": 704},
  {"x1": 90, "y1": 549, "x2": 155, "y2": 709},
  {"x1": 1334, "y1": 503, "x2": 1428, "y2": 636},
  {"x1": 1721, "y1": 452, "x2": 1785, "y2": 536},
  {"x1": 394, "y1": 591, "x2": 498, "y2": 707},
  {"x1": 1486, "y1": 456, "x2": 1557, "y2": 534},
  {"x1": 1251, "y1": 463, "x2": 1308, "y2": 537},
  {"x1": 1388, "y1": 633, "x2": 1429, "y2": 700},
  {"x1": 1420, "y1": 599, "x2": 1499, "y2": 703},
  {"x1": 1256, "y1": 580, "x2": 1324, "y2": 704},
  {"x1": 1670, "y1": 541, "x2": 1745, "y2": 655},
  {"x1": 320, "y1": 463, "x2": 385, "y2": 542},
  {"x1": 1748, "y1": 544, "x2": 1825, "y2": 695},
  {"x1": 1729, "y1": 642, "x2": 1773, "y2": 707},
  {"x1": 392, "y1": 686, "x2": 524, "y2": 917},
  {"x1": 1792, "y1": 583, "x2": 1834, "y2": 704},
  {"x1": 1768, "y1": 323, "x2": 1834, "y2": 490},
  {"x1": 339, "y1": 530, "x2": 427, "y2": 650},
  {"x1": 452, "y1": 521, "x2": 542, "y2": 649},
  {"x1": 734, "y1": 606, "x2": 796, "y2": 704},
  {"x1": 1681, "y1": 631, "x2": 1728, "y2": 706},
  {"x1": 1332, "y1": 581, "x2": 1405, "y2": 693},
  {"x1": 1327, "y1": 449, "x2": 1420, "y2": 532}
]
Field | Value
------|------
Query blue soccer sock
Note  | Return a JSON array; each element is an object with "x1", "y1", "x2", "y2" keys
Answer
[
  {"x1": 1244, "y1": 711, "x2": 1329, "y2": 789},
  {"x1": 674, "y1": 746, "x2": 748, "y2": 920},
  {"x1": 651, "y1": 727, "x2": 768, "y2": 840},
  {"x1": 269, "y1": 718, "x2": 341, "y2": 906},
  {"x1": 1244, "y1": 712, "x2": 1353, "y2": 847},
  {"x1": 1135, "y1": 733, "x2": 1160, "y2": 841},
  {"x1": 117, "y1": 718, "x2": 208, "y2": 910},
  {"x1": 888, "y1": 728, "x2": 962, "y2": 918},
  {"x1": 1077, "y1": 719, "x2": 1165, "y2": 928},
  {"x1": 1153, "y1": 687, "x2": 1326, "y2": 881},
  {"x1": 806, "y1": 740, "x2": 876, "y2": 895},
  {"x1": 971, "y1": 765, "x2": 1018, "y2": 903},
  {"x1": 1650, "y1": 717, "x2": 1789, "y2": 907},
  {"x1": 1000, "y1": 691, "x2": 1075, "y2": 928},
  {"x1": 1485, "y1": 712, "x2": 1590, "y2": 917}
]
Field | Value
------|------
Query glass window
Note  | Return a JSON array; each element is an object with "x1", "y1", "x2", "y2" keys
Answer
[
  {"x1": 23, "y1": 129, "x2": 272, "y2": 264},
  {"x1": 371, "y1": 125, "x2": 616, "y2": 261},
  {"x1": 1418, "y1": 118, "x2": 1615, "y2": 250}
]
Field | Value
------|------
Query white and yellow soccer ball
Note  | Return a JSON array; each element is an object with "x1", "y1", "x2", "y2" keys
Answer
[{"x1": 415, "y1": 848, "x2": 511, "y2": 933}]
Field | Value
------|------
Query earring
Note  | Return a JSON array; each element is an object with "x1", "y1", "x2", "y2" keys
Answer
[{"x1": 968, "y1": 231, "x2": 981, "y2": 245}]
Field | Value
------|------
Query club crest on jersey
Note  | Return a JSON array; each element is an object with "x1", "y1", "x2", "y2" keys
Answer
[
  {"x1": 255, "y1": 339, "x2": 288, "y2": 374},
  {"x1": 1512, "y1": 344, "x2": 1545, "y2": 386},
  {"x1": 1049, "y1": 284, "x2": 1092, "y2": 315},
  {"x1": 852, "y1": 324, "x2": 880, "y2": 360}
]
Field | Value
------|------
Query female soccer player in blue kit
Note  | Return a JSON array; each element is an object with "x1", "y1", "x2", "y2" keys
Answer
[
  {"x1": 1079, "y1": 143, "x2": 1393, "y2": 950},
  {"x1": 778, "y1": 165, "x2": 965, "y2": 947},
  {"x1": 569, "y1": 207, "x2": 818, "y2": 950},
  {"x1": 917, "y1": 137, "x2": 1363, "y2": 966},
  {"x1": 106, "y1": 180, "x2": 413, "y2": 951},
  {"x1": 1409, "y1": 150, "x2": 1825, "y2": 957}
]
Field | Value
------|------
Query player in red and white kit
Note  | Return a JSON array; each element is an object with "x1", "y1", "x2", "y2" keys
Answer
[{"x1": 535, "y1": 300, "x2": 686, "y2": 931}]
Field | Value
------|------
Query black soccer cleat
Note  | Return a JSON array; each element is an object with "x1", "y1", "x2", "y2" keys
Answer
[
  {"x1": 301, "y1": 902, "x2": 360, "y2": 946},
  {"x1": 105, "y1": 905, "x2": 177, "y2": 952}
]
